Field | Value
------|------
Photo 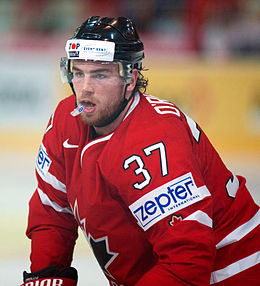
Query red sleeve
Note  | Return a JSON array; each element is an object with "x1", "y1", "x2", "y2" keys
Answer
[{"x1": 26, "y1": 100, "x2": 78, "y2": 272}]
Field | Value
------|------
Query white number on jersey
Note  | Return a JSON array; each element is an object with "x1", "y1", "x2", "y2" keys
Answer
[{"x1": 123, "y1": 142, "x2": 168, "y2": 190}]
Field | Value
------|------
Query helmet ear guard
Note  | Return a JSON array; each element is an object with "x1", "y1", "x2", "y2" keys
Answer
[{"x1": 118, "y1": 62, "x2": 134, "y2": 85}]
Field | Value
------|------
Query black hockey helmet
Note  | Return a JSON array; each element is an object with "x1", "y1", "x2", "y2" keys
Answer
[
  {"x1": 74, "y1": 16, "x2": 144, "y2": 67},
  {"x1": 60, "y1": 16, "x2": 144, "y2": 84}
]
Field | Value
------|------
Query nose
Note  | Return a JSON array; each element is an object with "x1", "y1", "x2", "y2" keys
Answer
[{"x1": 81, "y1": 75, "x2": 94, "y2": 95}]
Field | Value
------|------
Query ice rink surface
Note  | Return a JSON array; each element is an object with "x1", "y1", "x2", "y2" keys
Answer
[{"x1": 1, "y1": 150, "x2": 259, "y2": 285}]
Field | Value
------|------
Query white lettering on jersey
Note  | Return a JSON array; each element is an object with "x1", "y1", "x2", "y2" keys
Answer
[
  {"x1": 226, "y1": 172, "x2": 239, "y2": 198},
  {"x1": 144, "y1": 94, "x2": 181, "y2": 116},
  {"x1": 183, "y1": 113, "x2": 201, "y2": 143},
  {"x1": 129, "y1": 172, "x2": 211, "y2": 231},
  {"x1": 36, "y1": 143, "x2": 52, "y2": 179}
]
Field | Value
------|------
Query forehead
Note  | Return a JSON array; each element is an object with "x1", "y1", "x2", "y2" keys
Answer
[{"x1": 71, "y1": 60, "x2": 119, "y2": 71}]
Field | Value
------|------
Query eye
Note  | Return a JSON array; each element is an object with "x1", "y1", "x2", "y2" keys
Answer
[
  {"x1": 74, "y1": 71, "x2": 84, "y2": 78},
  {"x1": 95, "y1": 73, "x2": 106, "y2": 79}
]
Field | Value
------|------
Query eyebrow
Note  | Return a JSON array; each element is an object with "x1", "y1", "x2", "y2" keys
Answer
[{"x1": 72, "y1": 66, "x2": 112, "y2": 74}]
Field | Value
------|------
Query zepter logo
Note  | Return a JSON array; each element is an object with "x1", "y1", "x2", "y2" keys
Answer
[{"x1": 129, "y1": 172, "x2": 211, "y2": 231}]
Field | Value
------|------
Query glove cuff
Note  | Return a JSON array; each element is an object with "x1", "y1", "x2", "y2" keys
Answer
[
  {"x1": 21, "y1": 276, "x2": 77, "y2": 286},
  {"x1": 21, "y1": 266, "x2": 77, "y2": 286}
]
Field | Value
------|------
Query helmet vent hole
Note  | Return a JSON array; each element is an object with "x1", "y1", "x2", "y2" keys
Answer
[{"x1": 123, "y1": 31, "x2": 134, "y2": 40}]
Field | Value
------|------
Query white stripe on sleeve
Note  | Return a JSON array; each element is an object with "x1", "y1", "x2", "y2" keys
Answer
[
  {"x1": 36, "y1": 142, "x2": 66, "y2": 193},
  {"x1": 36, "y1": 167, "x2": 67, "y2": 193},
  {"x1": 210, "y1": 251, "x2": 260, "y2": 284},
  {"x1": 45, "y1": 171, "x2": 66, "y2": 193},
  {"x1": 216, "y1": 209, "x2": 260, "y2": 249},
  {"x1": 184, "y1": 210, "x2": 213, "y2": 228},
  {"x1": 37, "y1": 188, "x2": 73, "y2": 215}
]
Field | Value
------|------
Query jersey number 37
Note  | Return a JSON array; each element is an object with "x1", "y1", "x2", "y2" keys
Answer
[{"x1": 123, "y1": 141, "x2": 168, "y2": 190}]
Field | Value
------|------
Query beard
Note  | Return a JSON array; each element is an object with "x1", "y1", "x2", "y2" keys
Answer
[
  {"x1": 79, "y1": 95, "x2": 128, "y2": 128},
  {"x1": 94, "y1": 97, "x2": 129, "y2": 127}
]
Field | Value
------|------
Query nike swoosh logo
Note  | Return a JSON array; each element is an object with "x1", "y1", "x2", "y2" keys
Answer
[{"x1": 63, "y1": 139, "x2": 79, "y2": 148}]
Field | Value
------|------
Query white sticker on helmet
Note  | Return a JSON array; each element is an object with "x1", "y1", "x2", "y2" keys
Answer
[{"x1": 65, "y1": 39, "x2": 115, "y2": 61}]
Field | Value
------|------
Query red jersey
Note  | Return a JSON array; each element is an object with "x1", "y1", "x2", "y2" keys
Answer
[{"x1": 27, "y1": 92, "x2": 260, "y2": 285}]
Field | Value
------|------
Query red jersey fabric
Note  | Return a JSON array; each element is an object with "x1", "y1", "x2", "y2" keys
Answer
[{"x1": 27, "y1": 92, "x2": 260, "y2": 285}]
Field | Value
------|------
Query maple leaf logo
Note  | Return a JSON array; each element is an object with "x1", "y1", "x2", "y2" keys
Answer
[{"x1": 168, "y1": 215, "x2": 183, "y2": 226}]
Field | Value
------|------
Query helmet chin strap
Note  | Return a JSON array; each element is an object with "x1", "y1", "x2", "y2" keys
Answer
[{"x1": 69, "y1": 82, "x2": 77, "y2": 108}]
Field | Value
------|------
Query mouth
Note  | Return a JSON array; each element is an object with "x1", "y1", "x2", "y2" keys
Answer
[{"x1": 79, "y1": 100, "x2": 96, "y2": 114}]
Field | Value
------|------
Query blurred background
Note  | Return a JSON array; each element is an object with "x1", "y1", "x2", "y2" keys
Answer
[{"x1": 0, "y1": 0, "x2": 260, "y2": 285}]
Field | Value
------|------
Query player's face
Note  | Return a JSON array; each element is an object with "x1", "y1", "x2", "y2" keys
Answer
[{"x1": 72, "y1": 60, "x2": 127, "y2": 127}]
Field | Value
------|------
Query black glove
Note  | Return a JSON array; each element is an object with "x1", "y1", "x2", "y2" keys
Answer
[{"x1": 21, "y1": 265, "x2": 78, "y2": 286}]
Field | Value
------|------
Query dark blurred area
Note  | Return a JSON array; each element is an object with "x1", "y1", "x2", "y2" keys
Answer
[{"x1": 1, "y1": 0, "x2": 260, "y2": 58}]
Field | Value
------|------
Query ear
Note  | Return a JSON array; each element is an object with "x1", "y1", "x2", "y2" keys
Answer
[{"x1": 126, "y1": 69, "x2": 138, "y2": 98}]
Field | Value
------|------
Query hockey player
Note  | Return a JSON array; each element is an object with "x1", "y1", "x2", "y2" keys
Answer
[{"x1": 21, "y1": 16, "x2": 260, "y2": 286}]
